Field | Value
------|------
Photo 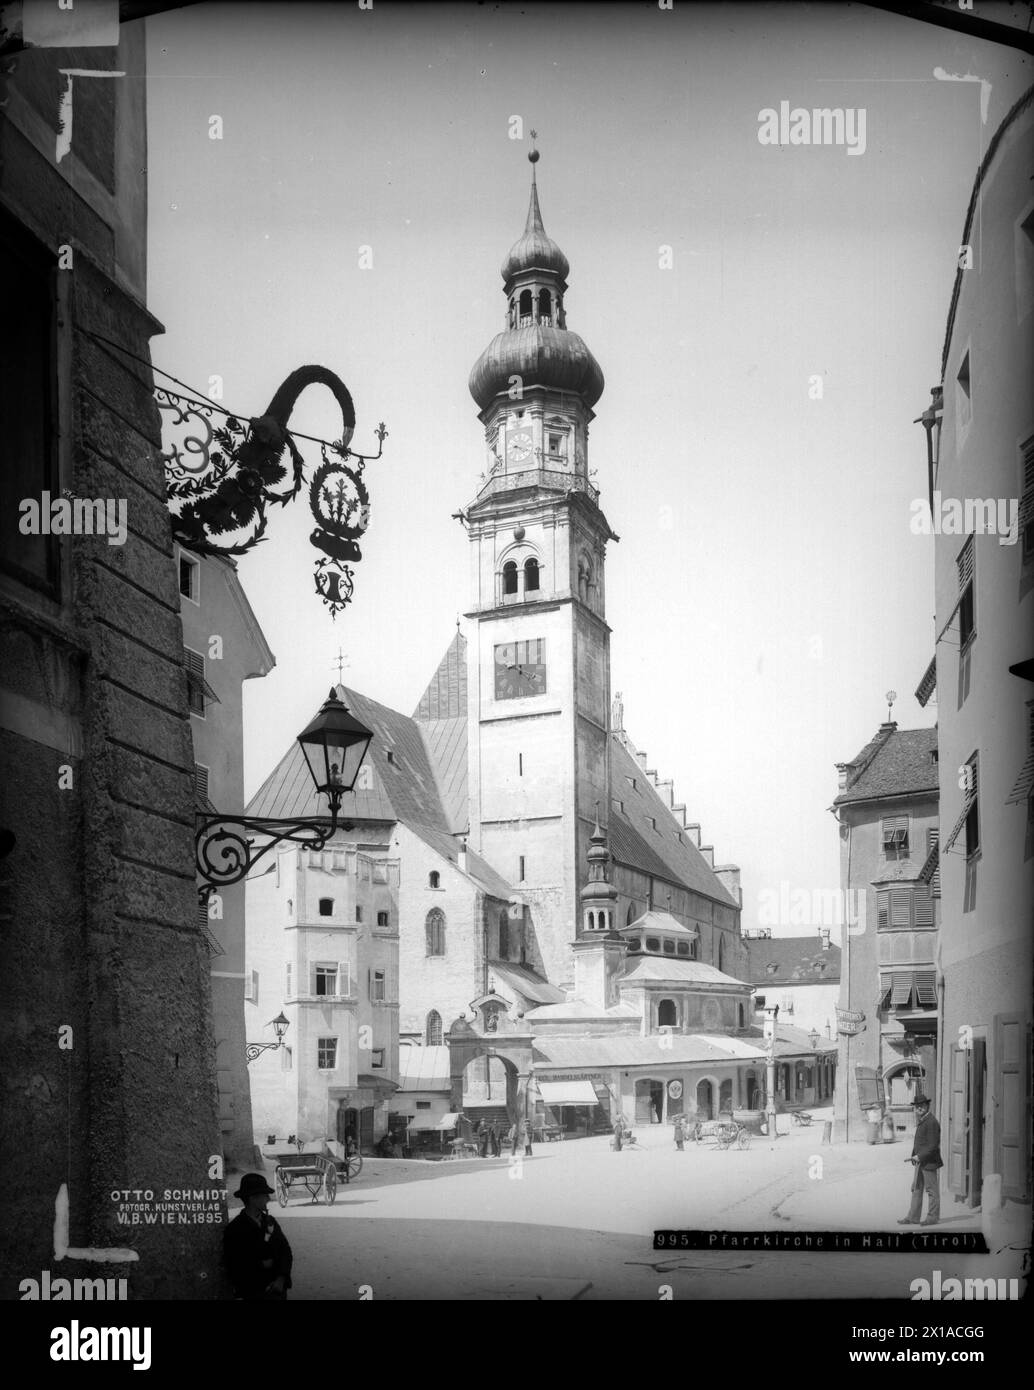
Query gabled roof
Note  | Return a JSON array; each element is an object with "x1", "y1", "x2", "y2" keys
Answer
[
  {"x1": 405, "y1": 821, "x2": 513, "y2": 901},
  {"x1": 247, "y1": 684, "x2": 452, "y2": 834},
  {"x1": 743, "y1": 936, "x2": 841, "y2": 986},
  {"x1": 609, "y1": 738, "x2": 738, "y2": 908},
  {"x1": 620, "y1": 957, "x2": 750, "y2": 989},
  {"x1": 835, "y1": 726, "x2": 938, "y2": 806}
]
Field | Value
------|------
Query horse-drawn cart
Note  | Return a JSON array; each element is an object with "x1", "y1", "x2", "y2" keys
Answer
[
  {"x1": 693, "y1": 1118, "x2": 752, "y2": 1150},
  {"x1": 274, "y1": 1141, "x2": 362, "y2": 1206}
]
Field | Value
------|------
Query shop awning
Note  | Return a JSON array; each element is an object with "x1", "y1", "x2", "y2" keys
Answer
[
  {"x1": 436, "y1": 1112, "x2": 461, "y2": 1129},
  {"x1": 405, "y1": 1113, "x2": 444, "y2": 1132},
  {"x1": 537, "y1": 1080, "x2": 600, "y2": 1107}
]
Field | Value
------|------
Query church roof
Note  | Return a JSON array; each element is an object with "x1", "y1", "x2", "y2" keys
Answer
[
  {"x1": 248, "y1": 683, "x2": 452, "y2": 835},
  {"x1": 413, "y1": 632, "x2": 468, "y2": 833},
  {"x1": 609, "y1": 738, "x2": 739, "y2": 908},
  {"x1": 469, "y1": 325, "x2": 604, "y2": 412},
  {"x1": 620, "y1": 957, "x2": 751, "y2": 989}
]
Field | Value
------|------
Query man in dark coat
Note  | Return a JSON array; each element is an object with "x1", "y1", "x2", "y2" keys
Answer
[
  {"x1": 898, "y1": 1093, "x2": 942, "y2": 1226},
  {"x1": 223, "y1": 1173, "x2": 293, "y2": 1300}
]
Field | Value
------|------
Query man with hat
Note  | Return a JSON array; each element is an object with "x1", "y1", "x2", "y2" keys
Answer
[
  {"x1": 898, "y1": 1092, "x2": 942, "y2": 1227},
  {"x1": 223, "y1": 1173, "x2": 294, "y2": 1299}
]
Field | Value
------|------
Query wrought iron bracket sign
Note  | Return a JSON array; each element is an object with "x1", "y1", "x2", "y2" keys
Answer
[{"x1": 162, "y1": 365, "x2": 387, "y2": 619}]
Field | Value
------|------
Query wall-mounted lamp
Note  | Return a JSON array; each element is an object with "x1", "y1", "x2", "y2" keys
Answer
[{"x1": 246, "y1": 1011, "x2": 290, "y2": 1064}]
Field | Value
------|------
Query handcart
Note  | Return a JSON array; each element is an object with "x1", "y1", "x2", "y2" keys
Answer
[{"x1": 274, "y1": 1151, "x2": 339, "y2": 1206}]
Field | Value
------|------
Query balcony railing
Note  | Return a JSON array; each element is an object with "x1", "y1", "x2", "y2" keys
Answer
[{"x1": 479, "y1": 468, "x2": 598, "y2": 506}]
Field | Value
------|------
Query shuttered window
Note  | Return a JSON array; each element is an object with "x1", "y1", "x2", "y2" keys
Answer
[
  {"x1": 882, "y1": 815, "x2": 909, "y2": 858},
  {"x1": 1020, "y1": 436, "x2": 1034, "y2": 564},
  {"x1": 913, "y1": 885, "x2": 935, "y2": 927},
  {"x1": 957, "y1": 537, "x2": 975, "y2": 645},
  {"x1": 890, "y1": 890, "x2": 911, "y2": 928},
  {"x1": 184, "y1": 647, "x2": 219, "y2": 715}
]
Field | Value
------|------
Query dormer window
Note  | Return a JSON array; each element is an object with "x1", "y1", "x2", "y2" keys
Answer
[
  {"x1": 645, "y1": 937, "x2": 661, "y2": 953},
  {"x1": 676, "y1": 942, "x2": 690, "y2": 957},
  {"x1": 627, "y1": 937, "x2": 641, "y2": 952},
  {"x1": 662, "y1": 939, "x2": 675, "y2": 954}
]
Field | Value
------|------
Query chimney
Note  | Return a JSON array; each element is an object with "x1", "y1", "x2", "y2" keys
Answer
[
  {"x1": 636, "y1": 751, "x2": 649, "y2": 772},
  {"x1": 699, "y1": 845, "x2": 715, "y2": 868},
  {"x1": 820, "y1": 927, "x2": 831, "y2": 951},
  {"x1": 656, "y1": 778, "x2": 674, "y2": 809},
  {"x1": 457, "y1": 838, "x2": 468, "y2": 874},
  {"x1": 715, "y1": 864, "x2": 741, "y2": 905},
  {"x1": 685, "y1": 823, "x2": 701, "y2": 848},
  {"x1": 672, "y1": 804, "x2": 687, "y2": 828}
]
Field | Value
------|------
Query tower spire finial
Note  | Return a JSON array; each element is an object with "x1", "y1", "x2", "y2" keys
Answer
[{"x1": 524, "y1": 129, "x2": 544, "y2": 235}]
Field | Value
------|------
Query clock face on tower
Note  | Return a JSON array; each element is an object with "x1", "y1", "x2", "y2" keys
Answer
[
  {"x1": 506, "y1": 430, "x2": 534, "y2": 464},
  {"x1": 494, "y1": 639, "x2": 547, "y2": 699}
]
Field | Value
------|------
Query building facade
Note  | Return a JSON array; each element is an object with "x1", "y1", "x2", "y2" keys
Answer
[
  {"x1": 917, "y1": 86, "x2": 1034, "y2": 1216},
  {"x1": 743, "y1": 929, "x2": 841, "y2": 1040},
  {"x1": 832, "y1": 723, "x2": 940, "y2": 1142},
  {"x1": 246, "y1": 843, "x2": 400, "y2": 1150},
  {"x1": 178, "y1": 548, "x2": 274, "y2": 1168},
  {"x1": 0, "y1": 18, "x2": 226, "y2": 1297}
]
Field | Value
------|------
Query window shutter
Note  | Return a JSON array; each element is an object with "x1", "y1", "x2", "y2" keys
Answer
[
  {"x1": 285, "y1": 962, "x2": 292, "y2": 997},
  {"x1": 957, "y1": 536, "x2": 974, "y2": 590},
  {"x1": 891, "y1": 972, "x2": 912, "y2": 1006},
  {"x1": 913, "y1": 886, "x2": 935, "y2": 927},
  {"x1": 876, "y1": 892, "x2": 889, "y2": 930},
  {"x1": 890, "y1": 889, "x2": 911, "y2": 928},
  {"x1": 914, "y1": 970, "x2": 936, "y2": 1006}
]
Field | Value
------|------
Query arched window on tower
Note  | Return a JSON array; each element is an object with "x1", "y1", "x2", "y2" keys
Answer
[
  {"x1": 426, "y1": 909, "x2": 446, "y2": 956},
  {"x1": 502, "y1": 561, "x2": 519, "y2": 598},
  {"x1": 524, "y1": 557, "x2": 540, "y2": 593},
  {"x1": 518, "y1": 289, "x2": 532, "y2": 327},
  {"x1": 498, "y1": 908, "x2": 509, "y2": 958},
  {"x1": 537, "y1": 288, "x2": 552, "y2": 325},
  {"x1": 658, "y1": 999, "x2": 677, "y2": 1029},
  {"x1": 556, "y1": 294, "x2": 566, "y2": 328},
  {"x1": 426, "y1": 1010, "x2": 443, "y2": 1046},
  {"x1": 508, "y1": 297, "x2": 516, "y2": 329}
]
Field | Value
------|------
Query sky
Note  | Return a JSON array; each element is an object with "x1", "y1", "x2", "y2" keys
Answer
[{"x1": 144, "y1": 1, "x2": 1033, "y2": 941}]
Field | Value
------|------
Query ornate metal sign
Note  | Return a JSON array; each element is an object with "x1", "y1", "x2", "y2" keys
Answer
[{"x1": 161, "y1": 365, "x2": 386, "y2": 619}]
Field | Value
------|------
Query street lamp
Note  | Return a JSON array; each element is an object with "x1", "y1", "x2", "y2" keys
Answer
[
  {"x1": 246, "y1": 1012, "x2": 290, "y2": 1065},
  {"x1": 762, "y1": 1003, "x2": 780, "y2": 1139},
  {"x1": 195, "y1": 688, "x2": 373, "y2": 898}
]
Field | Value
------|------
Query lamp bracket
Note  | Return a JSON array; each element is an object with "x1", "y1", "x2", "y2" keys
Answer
[{"x1": 196, "y1": 800, "x2": 351, "y2": 896}]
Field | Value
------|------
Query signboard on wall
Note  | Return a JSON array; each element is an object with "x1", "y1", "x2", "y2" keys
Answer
[{"x1": 836, "y1": 1006, "x2": 866, "y2": 1036}]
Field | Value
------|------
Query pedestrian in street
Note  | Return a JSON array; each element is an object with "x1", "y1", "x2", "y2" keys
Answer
[
  {"x1": 223, "y1": 1173, "x2": 293, "y2": 1301},
  {"x1": 508, "y1": 1121, "x2": 519, "y2": 1157},
  {"x1": 476, "y1": 1120, "x2": 488, "y2": 1158},
  {"x1": 391, "y1": 1130, "x2": 404, "y2": 1160},
  {"x1": 897, "y1": 1092, "x2": 942, "y2": 1227},
  {"x1": 488, "y1": 1123, "x2": 500, "y2": 1157},
  {"x1": 523, "y1": 1120, "x2": 533, "y2": 1158},
  {"x1": 674, "y1": 1116, "x2": 685, "y2": 1151},
  {"x1": 612, "y1": 1116, "x2": 623, "y2": 1152}
]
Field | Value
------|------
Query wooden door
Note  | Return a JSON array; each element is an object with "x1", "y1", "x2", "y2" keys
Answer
[
  {"x1": 947, "y1": 1044, "x2": 969, "y2": 1197},
  {"x1": 993, "y1": 1014, "x2": 1030, "y2": 1201},
  {"x1": 968, "y1": 1039, "x2": 985, "y2": 1208}
]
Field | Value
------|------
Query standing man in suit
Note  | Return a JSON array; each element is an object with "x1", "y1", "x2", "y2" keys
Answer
[{"x1": 898, "y1": 1092, "x2": 942, "y2": 1226}]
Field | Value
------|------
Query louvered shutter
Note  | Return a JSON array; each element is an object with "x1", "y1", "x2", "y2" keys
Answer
[
  {"x1": 891, "y1": 972, "x2": 912, "y2": 1006},
  {"x1": 913, "y1": 886, "x2": 935, "y2": 927},
  {"x1": 957, "y1": 536, "x2": 974, "y2": 590},
  {"x1": 914, "y1": 970, "x2": 937, "y2": 1006},
  {"x1": 877, "y1": 891, "x2": 889, "y2": 930},
  {"x1": 890, "y1": 889, "x2": 911, "y2": 928}
]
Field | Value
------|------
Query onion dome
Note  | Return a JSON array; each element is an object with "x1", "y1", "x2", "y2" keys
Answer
[
  {"x1": 470, "y1": 144, "x2": 604, "y2": 412},
  {"x1": 501, "y1": 171, "x2": 570, "y2": 285},
  {"x1": 469, "y1": 324, "x2": 604, "y2": 411}
]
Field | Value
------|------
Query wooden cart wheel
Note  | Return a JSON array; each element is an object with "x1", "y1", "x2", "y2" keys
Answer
[
  {"x1": 346, "y1": 1151, "x2": 363, "y2": 1180},
  {"x1": 737, "y1": 1128, "x2": 751, "y2": 1149},
  {"x1": 322, "y1": 1164, "x2": 337, "y2": 1205},
  {"x1": 275, "y1": 1171, "x2": 289, "y2": 1208}
]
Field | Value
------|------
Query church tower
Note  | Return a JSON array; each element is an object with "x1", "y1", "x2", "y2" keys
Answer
[{"x1": 465, "y1": 140, "x2": 617, "y2": 988}]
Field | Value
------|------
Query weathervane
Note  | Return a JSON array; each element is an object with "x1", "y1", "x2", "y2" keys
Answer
[{"x1": 886, "y1": 689, "x2": 897, "y2": 721}]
